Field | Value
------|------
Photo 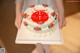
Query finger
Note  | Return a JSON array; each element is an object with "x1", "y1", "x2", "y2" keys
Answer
[
  {"x1": 17, "y1": 22, "x2": 21, "y2": 29},
  {"x1": 59, "y1": 21, "x2": 62, "y2": 29},
  {"x1": 64, "y1": 21, "x2": 66, "y2": 26},
  {"x1": 15, "y1": 22, "x2": 20, "y2": 29},
  {"x1": 62, "y1": 20, "x2": 66, "y2": 27},
  {"x1": 16, "y1": 23, "x2": 19, "y2": 29},
  {"x1": 59, "y1": 23, "x2": 62, "y2": 29}
]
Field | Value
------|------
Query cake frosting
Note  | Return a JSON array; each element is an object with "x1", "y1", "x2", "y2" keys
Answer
[{"x1": 22, "y1": 4, "x2": 58, "y2": 32}]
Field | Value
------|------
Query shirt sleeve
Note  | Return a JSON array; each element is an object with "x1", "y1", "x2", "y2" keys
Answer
[{"x1": 15, "y1": 0, "x2": 24, "y2": 4}]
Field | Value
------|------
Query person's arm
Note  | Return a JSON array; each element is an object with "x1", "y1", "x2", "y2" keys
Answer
[
  {"x1": 54, "y1": 0, "x2": 66, "y2": 29},
  {"x1": 15, "y1": 0, "x2": 24, "y2": 29},
  {"x1": 16, "y1": 1, "x2": 23, "y2": 16}
]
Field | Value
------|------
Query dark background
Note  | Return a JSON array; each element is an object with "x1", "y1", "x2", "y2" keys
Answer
[{"x1": 0, "y1": 0, "x2": 80, "y2": 53}]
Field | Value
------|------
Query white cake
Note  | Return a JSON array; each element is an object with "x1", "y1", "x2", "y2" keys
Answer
[{"x1": 22, "y1": 4, "x2": 58, "y2": 32}]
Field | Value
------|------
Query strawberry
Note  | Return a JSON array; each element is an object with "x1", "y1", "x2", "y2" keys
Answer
[
  {"x1": 51, "y1": 12, "x2": 55, "y2": 16},
  {"x1": 22, "y1": 14, "x2": 29, "y2": 18},
  {"x1": 43, "y1": 4, "x2": 48, "y2": 7},
  {"x1": 23, "y1": 21, "x2": 28, "y2": 26},
  {"x1": 34, "y1": 26, "x2": 41, "y2": 31},
  {"x1": 49, "y1": 23, "x2": 54, "y2": 28}
]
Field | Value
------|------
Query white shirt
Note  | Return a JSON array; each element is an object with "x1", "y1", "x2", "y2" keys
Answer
[{"x1": 15, "y1": 0, "x2": 58, "y2": 13}]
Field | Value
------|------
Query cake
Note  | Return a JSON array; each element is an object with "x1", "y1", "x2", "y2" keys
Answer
[
  {"x1": 22, "y1": 4, "x2": 58, "y2": 32},
  {"x1": 15, "y1": 4, "x2": 63, "y2": 44}
]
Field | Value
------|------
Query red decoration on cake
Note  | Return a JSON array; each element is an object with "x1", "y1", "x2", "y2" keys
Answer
[
  {"x1": 31, "y1": 10, "x2": 49, "y2": 24},
  {"x1": 49, "y1": 23, "x2": 54, "y2": 28},
  {"x1": 43, "y1": 4, "x2": 48, "y2": 7},
  {"x1": 34, "y1": 26, "x2": 41, "y2": 31},
  {"x1": 51, "y1": 12, "x2": 55, "y2": 16},
  {"x1": 23, "y1": 21, "x2": 28, "y2": 26},
  {"x1": 22, "y1": 14, "x2": 29, "y2": 18}
]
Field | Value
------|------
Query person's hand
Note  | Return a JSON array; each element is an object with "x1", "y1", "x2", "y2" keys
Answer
[
  {"x1": 62, "y1": 19, "x2": 66, "y2": 27},
  {"x1": 15, "y1": 13, "x2": 22, "y2": 29},
  {"x1": 58, "y1": 14, "x2": 66, "y2": 29},
  {"x1": 59, "y1": 19, "x2": 66, "y2": 29}
]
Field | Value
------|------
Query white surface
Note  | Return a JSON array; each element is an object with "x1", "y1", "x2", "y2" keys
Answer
[{"x1": 15, "y1": 18, "x2": 63, "y2": 44}]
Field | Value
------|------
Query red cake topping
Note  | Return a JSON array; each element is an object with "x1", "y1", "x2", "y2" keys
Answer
[
  {"x1": 34, "y1": 26, "x2": 41, "y2": 31},
  {"x1": 31, "y1": 10, "x2": 49, "y2": 24},
  {"x1": 22, "y1": 14, "x2": 29, "y2": 18}
]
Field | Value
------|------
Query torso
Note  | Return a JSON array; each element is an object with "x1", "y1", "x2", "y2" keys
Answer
[{"x1": 22, "y1": 0, "x2": 58, "y2": 13}]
